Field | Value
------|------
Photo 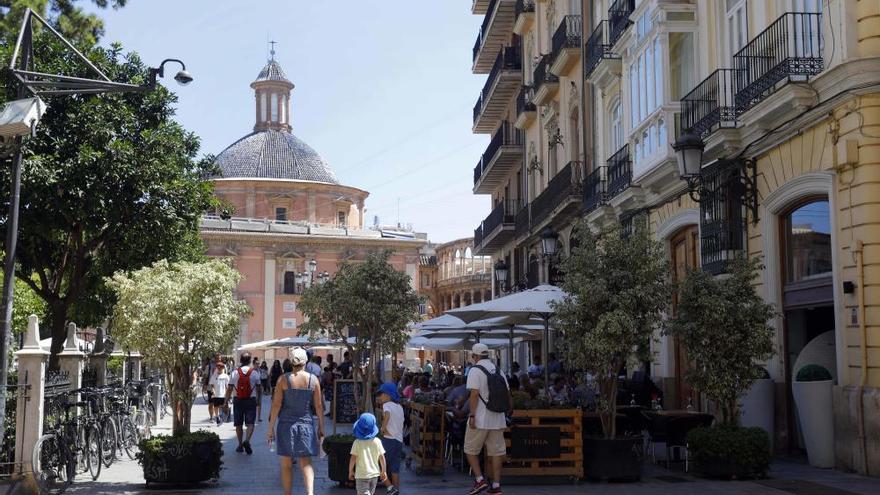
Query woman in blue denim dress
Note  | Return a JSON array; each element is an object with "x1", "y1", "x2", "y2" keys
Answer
[{"x1": 268, "y1": 348, "x2": 325, "y2": 495}]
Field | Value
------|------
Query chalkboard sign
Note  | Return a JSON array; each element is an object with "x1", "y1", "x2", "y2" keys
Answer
[
  {"x1": 332, "y1": 379, "x2": 365, "y2": 425},
  {"x1": 510, "y1": 426, "x2": 561, "y2": 459}
]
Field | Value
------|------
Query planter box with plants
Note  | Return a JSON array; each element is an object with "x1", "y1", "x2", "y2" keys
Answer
[
  {"x1": 323, "y1": 434, "x2": 356, "y2": 486},
  {"x1": 501, "y1": 405, "x2": 583, "y2": 480},
  {"x1": 137, "y1": 431, "x2": 222, "y2": 485},
  {"x1": 792, "y1": 364, "x2": 835, "y2": 468},
  {"x1": 687, "y1": 425, "x2": 770, "y2": 479}
]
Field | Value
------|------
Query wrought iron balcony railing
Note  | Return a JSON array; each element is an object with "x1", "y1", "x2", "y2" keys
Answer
[
  {"x1": 473, "y1": 45, "x2": 522, "y2": 126},
  {"x1": 606, "y1": 144, "x2": 631, "y2": 200},
  {"x1": 485, "y1": 121, "x2": 522, "y2": 162},
  {"x1": 551, "y1": 15, "x2": 582, "y2": 61},
  {"x1": 515, "y1": 0, "x2": 535, "y2": 17},
  {"x1": 472, "y1": 94, "x2": 483, "y2": 129},
  {"x1": 481, "y1": 199, "x2": 518, "y2": 236},
  {"x1": 583, "y1": 166, "x2": 605, "y2": 213},
  {"x1": 473, "y1": 157, "x2": 484, "y2": 185},
  {"x1": 733, "y1": 12, "x2": 823, "y2": 114},
  {"x1": 516, "y1": 86, "x2": 536, "y2": 118},
  {"x1": 585, "y1": 20, "x2": 617, "y2": 79},
  {"x1": 473, "y1": 0, "x2": 501, "y2": 63},
  {"x1": 681, "y1": 68, "x2": 738, "y2": 137},
  {"x1": 699, "y1": 159, "x2": 748, "y2": 275},
  {"x1": 531, "y1": 161, "x2": 583, "y2": 226},
  {"x1": 515, "y1": 203, "x2": 530, "y2": 238},
  {"x1": 474, "y1": 224, "x2": 484, "y2": 248},
  {"x1": 533, "y1": 54, "x2": 558, "y2": 94},
  {"x1": 608, "y1": 0, "x2": 634, "y2": 47}
]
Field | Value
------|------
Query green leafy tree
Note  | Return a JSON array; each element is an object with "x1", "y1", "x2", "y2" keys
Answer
[
  {"x1": 0, "y1": 0, "x2": 127, "y2": 46},
  {"x1": 553, "y1": 222, "x2": 671, "y2": 439},
  {"x1": 108, "y1": 259, "x2": 250, "y2": 436},
  {"x1": 299, "y1": 251, "x2": 421, "y2": 412},
  {"x1": 0, "y1": 37, "x2": 217, "y2": 366},
  {"x1": 665, "y1": 256, "x2": 776, "y2": 425}
]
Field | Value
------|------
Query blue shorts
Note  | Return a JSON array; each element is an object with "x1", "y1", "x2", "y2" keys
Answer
[
  {"x1": 381, "y1": 438, "x2": 403, "y2": 474},
  {"x1": 233, "y1": 397, "x2": 257, "y2": 426}
]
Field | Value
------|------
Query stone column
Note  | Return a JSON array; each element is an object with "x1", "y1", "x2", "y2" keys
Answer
[
  {"x1": 57, "y1": 322, "x2": 84, "y2": 395},
  {"x1": 14, "y1": 315, "x2": 50, "y2": 484}
]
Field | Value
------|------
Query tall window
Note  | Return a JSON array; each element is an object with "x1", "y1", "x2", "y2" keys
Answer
[
  {"x1": 260, "y1": 93, "x2": 267, "y2": 122},
  {"x1": 725, "y1": 0, "x2": 748, "y2": 61},
  {"x1": 283, "y1": 271, "x2": 296, "y2": 294},
  {"x1": 275, "y1": 207, "x2": 287, "y2": 222},
  {"x1": 628, "y1": 37, "x2": 662, "y2": 128},
  {"x1": 280, "y1": 96, "x2": 287, "y2": 124},
  {"x1": 270, "y1": 93, "x2": 279, "y2": 122},
  {"x1": 337, "y1": 211, "x2": 347, "y2": 226},
  {"x1": 610, "y1": 99, "x2": 623, "y2": 154},
  {"x1": 784, "y1": 200, "x2": 832, "y2": 283}
]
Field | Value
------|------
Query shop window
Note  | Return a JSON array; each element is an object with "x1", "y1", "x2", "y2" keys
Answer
[{"x1": 784, "y1": 200, "x2": 832, "y2": 284}]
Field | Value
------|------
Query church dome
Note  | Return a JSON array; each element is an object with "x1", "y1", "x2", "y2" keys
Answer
[
  {"x1": 216, "y1": 130, "x2": 339, "y2": 184},
  {"x1": 215, "y1": 55, "x2": 339, "y2": 185}
]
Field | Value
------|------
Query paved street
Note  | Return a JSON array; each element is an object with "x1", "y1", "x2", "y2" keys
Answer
[{"x1": 3, "y1": 395, "x2": 864, "y2": 495}]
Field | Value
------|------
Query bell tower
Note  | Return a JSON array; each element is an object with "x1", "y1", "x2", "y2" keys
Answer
[{"x1": 251, "y1": 44, "x2": 294, "y2": 132}]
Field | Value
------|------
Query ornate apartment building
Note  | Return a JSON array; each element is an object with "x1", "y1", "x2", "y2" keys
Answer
[
  {"x1": 469, "y1": 0, "x2": 880, "y2": 474},
  {"x1": 420, "y1": 238, "x2": 492, "y2": 317}
]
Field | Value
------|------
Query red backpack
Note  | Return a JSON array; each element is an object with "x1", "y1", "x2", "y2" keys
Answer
[{"x1": 235, "y1": 367, "x2": 254, "y2": 399}]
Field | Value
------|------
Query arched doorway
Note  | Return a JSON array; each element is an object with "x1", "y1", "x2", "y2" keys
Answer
[{"x1": 670, "y1": 224, "x2": 700, "y2": 409}]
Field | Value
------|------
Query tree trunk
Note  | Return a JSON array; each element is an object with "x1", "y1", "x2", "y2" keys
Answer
[
  {"x1": 171, "y1": 363, "x2": 193, "y2": 436},
  {"x1": 47, "y1": 302, "x2": 68, "y2": 370}
]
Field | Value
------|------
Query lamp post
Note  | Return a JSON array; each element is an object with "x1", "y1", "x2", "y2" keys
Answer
[
  {"x1": 297, "y1": 259, "x2": 328, "y2": 290},
  {"x1": 671, "y1": 130, "x2": 706, "y2": 201},
  {"x1": 540, "y1": 227, "x2": 559, "y2": 285},
  {"x1": 0, "y1": 7, "x2": 194, "y2": 437},
  {"x1": 493, "y1": 259, "x2": 509, "y2": 295}
]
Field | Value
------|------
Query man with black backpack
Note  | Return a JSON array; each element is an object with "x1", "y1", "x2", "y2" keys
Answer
[
  {"x1": 225, "y1": 351, "x2": 262, "y2": 455},
  {"x1": 464, "y1": 343, "x2": 510, "y2": 495}
]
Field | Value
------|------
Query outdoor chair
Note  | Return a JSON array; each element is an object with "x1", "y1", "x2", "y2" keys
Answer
[{"x1": 665, "y1": 413, "x2": 714, "y2": 471}]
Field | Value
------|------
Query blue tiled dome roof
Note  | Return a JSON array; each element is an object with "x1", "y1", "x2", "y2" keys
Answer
[
  {"x1": 254, "y1": 60, "x2": 291, "y2": 84},
  {"x1": 215, "y1": 130, "x2": 339, "y2": 184}
]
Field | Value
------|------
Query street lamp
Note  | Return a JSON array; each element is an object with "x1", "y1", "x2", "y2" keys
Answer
[
  {"x1": 0, "y1": 7, "x2": 195, "y2": 435},
  {"x1": 540, "y1": 227, "x2": 559, "y2": 258},
  {"x1": 672, "y1": 130, "x2": 706, "y2": 200},
  {"x1": 493, "y1": 259, "x2": 509, "y2": 293}
]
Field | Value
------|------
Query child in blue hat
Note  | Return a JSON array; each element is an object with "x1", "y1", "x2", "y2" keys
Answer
[
  {"x1": 377, "y1": 382, "x2": 404, "y2": 495},
  {"x1": 349, "y1": 412, "x2": 387, "y2": 495}
]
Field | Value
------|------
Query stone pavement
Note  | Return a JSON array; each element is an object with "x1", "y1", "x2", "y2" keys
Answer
[{"x1": 8, "y1": 395, "x2": 876, "y2": 495}]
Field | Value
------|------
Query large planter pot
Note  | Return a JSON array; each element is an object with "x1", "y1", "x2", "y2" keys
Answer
[
  {"x1": 139, "y1": 432, "x2": 222, "y2": 485},
  {"x1": 582, "y1": 436, "x2": 642, "y2": 481},
  {"x1": 740, "y1": 378, "x2": 774, "y2": 451},
  {"x1": 323, "y1": 437, "x2": 355, "y2": 486},
  {"x1": 792, "y1": 379, "x2": 834, "y2": 468}
]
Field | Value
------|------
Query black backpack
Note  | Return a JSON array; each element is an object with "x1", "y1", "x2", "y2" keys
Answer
[{"x1": 473, "y1": 365, "x2": 512, "y2": 413}]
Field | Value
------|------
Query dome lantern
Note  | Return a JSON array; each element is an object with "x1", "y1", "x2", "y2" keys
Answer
[{"x1": 250, "y1": 46, "x2": 294, "y2": 133}]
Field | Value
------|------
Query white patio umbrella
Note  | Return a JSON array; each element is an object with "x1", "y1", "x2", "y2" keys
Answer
[
  {"x1": 236, "y1": 338, "x2": 284, "y2": 351},
  {"x1": 407, "y1": 334, "x2": 522, "y2": 351},
  {"x1": 446, "y1": 285, "x2": 566, "y2": 390}
]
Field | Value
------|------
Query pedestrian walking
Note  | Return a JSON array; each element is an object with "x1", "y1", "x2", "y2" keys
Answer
[
  {"x1": 267, "y1": 347, "x2": 325, "y2": 495},
  {"x1": 349, "y1": 413, "x2": 387, "y2": 495},
  {"x1": 259, "y1": 360, "x2": 270, "y2": 421},
  {"x1": 464, "y1": 343, "x2": 511, "y2": 495},
  {"x1": 226, "y1": 351, "x2": 262, "y2": 455},
  {"x1": 377, "y1": 383, "x2": 403, "y2": 495},
  {"x1": 270, "y1": 359, "x2": 283, "y2": 395},
  {"x1": 208, "y1": 362, "x2": 229, "y2": 425}
]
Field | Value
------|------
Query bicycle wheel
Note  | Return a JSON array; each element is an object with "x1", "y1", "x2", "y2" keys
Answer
[
  {"x1": 132, "y1": 408, "x2": 152, "y2": 442},
  {"x1": 101, "y1": 418, "x2": 117, "y2": 468},
  {"x1": 121, "y1": 416, "x2": 140, "y2": 460},
  {"x1": 32, "y1": 433, "x2": 73, "y2": 495},
  {"x1": 85, "y1": 424, "x2": 102, "y2": 481}
]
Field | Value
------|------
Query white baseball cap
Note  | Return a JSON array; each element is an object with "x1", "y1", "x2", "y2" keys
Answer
[
  {"x1": 291, "y1": 347, "x2": 308, "y2": 366},
  {"x1": 471, "y1": 343, "x2": 489, "y2": 356}
]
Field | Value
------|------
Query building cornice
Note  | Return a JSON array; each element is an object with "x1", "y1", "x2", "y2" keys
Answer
[{"x1": 201, "y1": 229, "x2": 426, "y2": 250}]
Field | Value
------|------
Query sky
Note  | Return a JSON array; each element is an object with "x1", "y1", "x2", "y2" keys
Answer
[{"x1": 89, "y1": 0, "x2": 489, "y2": 243}]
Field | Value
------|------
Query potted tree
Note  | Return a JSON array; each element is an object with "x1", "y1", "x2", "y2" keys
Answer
[
  {"x1": 299, "y1": 251, "x2": 421, "y2": 484},
  {"x1": 553, "y1": 221, "x2": 671, "y2": 481},
  {"x1": 666, "y1": 256, "x2": 776, "y2": 479},
  {"x1": 108, "y1": 259, "x2": 250, "y2": 485},
  {"x1": 740, "y1": 367, "x2": 774, "y2": 452},
  {"x1": 792, "y1": 364, "x2": 834, "y2": 468}
]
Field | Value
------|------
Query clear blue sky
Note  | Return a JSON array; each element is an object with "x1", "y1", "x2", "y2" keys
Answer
[{"x1": 91, "y1": 0, "x2": 489, "y2": 243}]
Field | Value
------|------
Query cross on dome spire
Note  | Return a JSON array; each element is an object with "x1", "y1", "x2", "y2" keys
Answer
[{"x1": 269, "y1": 40, "x2": 277, "y2": 61}]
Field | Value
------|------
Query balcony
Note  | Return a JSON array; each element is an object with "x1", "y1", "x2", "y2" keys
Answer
[
  {"x1": 473, "y1": 122, "x2": 524, "y2": 194},
  {"x1": 584, "y1": 20, "x2": 621, "y2": 87},
  {"x1": 514, "y1": 86, "x2": 536, "y2": 129},
  {"x1": 474, "y1": 224, "x2": 484, "y2": 250},
  {"x1": 530, "y1": 161, "x2": 583, "y2": 229},
  {"x1": 472, "y1": 0, "x2": 518, "y2": 74},
  {"x1": 699, "y1": 160, "x2": 747, "y2": 275},
  {"x1": 733, "y1": 12, "x2": 823, "y2": 114},
  {"x1": 606, "y1": 144, "x2": 631, "y2": 201},
  {"x1": 515, "y1": 203, "x2": 530, "y2": 240},
  {"x1": 472, "y1": 0, "x2": 491, "y2": 15},
  {"x1": 607, "y1": 0, "x2": 635, "y2": 47},
  {"x1": 533, "y1": 54, "x2": 559, "y2": 105},
  {"x1": 473, "y1": 45, "x2": 522, "y2": 134},
  {"x1": 550, "y1": 15, "x2": 582, "y2": 76},
  {"x1": 681, "y1": 68, "x2": 738, "y2": 138},
  {"x1": 513, "y1": 0, "x2": 536, "y2": 35},
  {"x1": 583, "y1": 166, "x2": 605, "y2": 214},
  {"x1": 475, "y1": 200, "x2": 518, "y2": 255}
]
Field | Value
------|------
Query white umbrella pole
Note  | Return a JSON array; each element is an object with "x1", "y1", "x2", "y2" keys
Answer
[
  {"x1": 543, "y1": 317, "x2": 550, "y2": 396},
  {"x1": 508, "y1": 326, "x2": 514, "y2": 376}
]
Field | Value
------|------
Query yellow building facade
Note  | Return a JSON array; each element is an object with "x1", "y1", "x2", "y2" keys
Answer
[{"x1": 469, "y1": 0, "x2": 880, "y2": 474}]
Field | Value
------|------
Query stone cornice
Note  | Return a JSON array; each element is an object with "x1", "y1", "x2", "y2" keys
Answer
[{"x1": 201, "y1": 229, "x2": 426, "y2": 251}]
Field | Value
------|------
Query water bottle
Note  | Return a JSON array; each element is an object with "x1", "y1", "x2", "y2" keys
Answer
[{"x1": 269, "y1": 439, "x2": 276, "y2": 453}]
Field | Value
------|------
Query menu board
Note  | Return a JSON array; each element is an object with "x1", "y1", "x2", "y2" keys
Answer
[{"x1": 332, "y1": 379, "x2": 364, "y2": 425}]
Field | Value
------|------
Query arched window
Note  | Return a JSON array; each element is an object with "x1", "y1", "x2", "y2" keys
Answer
[
  {"x1": 454, "y1": 249, "x2": 462, "y2": 277},
  {"x1": 784, "y1": 199, "x2": 832, "y2": 283}
]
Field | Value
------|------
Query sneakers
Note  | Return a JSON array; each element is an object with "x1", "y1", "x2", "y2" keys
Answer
[
  {"x1": 487, "y1": 487, "x2": 502, "y2": 495},
  {"x1": 468, "y1": 479, "x2": 488, "y2": 495},
  {"x1": 235, "y1": 444, "x2": 244, "y2": 453},
  {"x1": 243, "y1": 441, "x2": 253, "y2": 455},
  {"x1": 387, "y1": 487, "x2": 399, "y2": 495},
  {"x1": 215, "y1": 416, "x2": 221, "y2": 426}
]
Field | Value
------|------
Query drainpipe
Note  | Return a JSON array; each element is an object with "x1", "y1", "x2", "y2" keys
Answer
[{"x1": 583, "y1": 0, "x2": 595, "y2": 183}]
